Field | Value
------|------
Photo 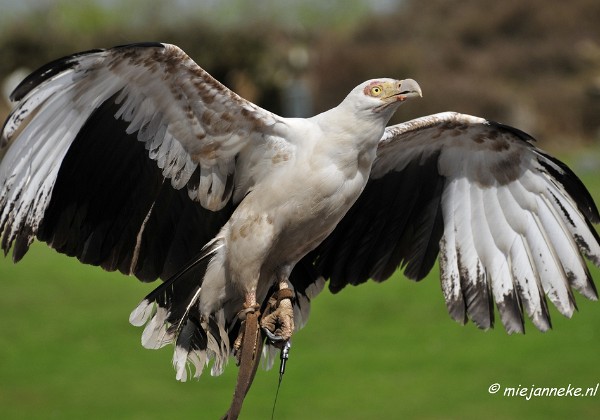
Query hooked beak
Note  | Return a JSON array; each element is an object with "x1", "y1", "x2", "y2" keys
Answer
[
  {"x1": 393, "y1": 78, "x2": 422, "y2": 101},
  {"x1": 372, "y1": 78, "x2": 423, "y2": 113}
]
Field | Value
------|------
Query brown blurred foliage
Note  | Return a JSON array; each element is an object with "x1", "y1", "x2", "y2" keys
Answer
[
  {"x1": 0, "y1": 20, "x2": 289, "y2": 116},
  {"x1": 1, "y1": 0, "x2": 600, "y2": 147},
  {"x1": 312, "y1": 0, "x2": 600, "y2": 147}
]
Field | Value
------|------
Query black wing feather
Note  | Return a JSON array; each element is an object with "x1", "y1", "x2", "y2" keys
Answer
[{"x1": 36, "y1": 93, "x2": 232, "y2": 282}]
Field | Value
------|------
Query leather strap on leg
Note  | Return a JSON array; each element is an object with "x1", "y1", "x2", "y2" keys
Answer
[
  {"x1": 264, "y1": 288, "x2": 295, "y2": 317},
  {"x1": 274, "y1": 288, "x2": 294, "y2": 304}
]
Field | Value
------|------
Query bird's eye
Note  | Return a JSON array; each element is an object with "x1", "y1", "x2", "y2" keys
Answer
[{"x1": 370, "y1": 86, "x2": 383, "y2": 96}]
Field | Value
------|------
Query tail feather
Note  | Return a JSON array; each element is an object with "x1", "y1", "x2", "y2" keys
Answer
[
  {"x1": 141, "y1": 306, "x2": 171, "y2": 349},
  {"x1": 173, "y1": 316, "x2": 208, "y2": 381},
  {"x1": 129, "y1": 238, "x2": 234, "y2": 381}
]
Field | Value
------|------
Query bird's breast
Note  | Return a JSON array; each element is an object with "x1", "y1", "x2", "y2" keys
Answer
[{"x1": 265, "y1": 153, "x2": 371, "y2": 264}]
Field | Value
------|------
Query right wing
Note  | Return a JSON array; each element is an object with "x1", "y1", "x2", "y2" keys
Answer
[{"x1": 308, "y1": 112, "x2": 600, "y2": 333}]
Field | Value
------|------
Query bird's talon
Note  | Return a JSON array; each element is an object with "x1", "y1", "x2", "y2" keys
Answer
[
  {"x1": 262, "y1": 327, "x2": 285, "y2": 343},
  {"x1": 260, "y1": 292, "x2": 294, "y2": 348},
  {"x1": 234, "y1": 321, "x2": 245, "y2": 353}
]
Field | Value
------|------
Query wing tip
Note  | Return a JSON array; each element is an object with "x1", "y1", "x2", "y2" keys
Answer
[
  {"x1": 10, "y1": 48, "x2": 104, "y2": 102},
  {"x1": 9, "y1": 43, "x2": 165, "y2": 102}
]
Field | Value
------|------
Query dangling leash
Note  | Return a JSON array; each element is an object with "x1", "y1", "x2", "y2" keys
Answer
[{"x1": 222, "y1": 310, "x2": 264, "y2": 420}]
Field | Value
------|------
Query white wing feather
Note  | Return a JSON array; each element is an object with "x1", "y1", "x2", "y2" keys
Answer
[{"x1": 376, "y1": 112, "x2": 599, "y2": 332}]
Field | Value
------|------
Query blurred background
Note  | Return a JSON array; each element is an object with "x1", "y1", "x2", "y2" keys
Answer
[{"x1": 1, "y1": 0, "x2": 600, "y2": 418}]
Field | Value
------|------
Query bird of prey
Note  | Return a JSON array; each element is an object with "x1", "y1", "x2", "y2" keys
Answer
[{"x1": 1, "y1": 42, "x2": 599, "y2": 410}]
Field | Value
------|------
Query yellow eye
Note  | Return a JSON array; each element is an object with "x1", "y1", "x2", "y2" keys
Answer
[{"x1": 370, "y1": 86, "x2": 383, "y2": 96}]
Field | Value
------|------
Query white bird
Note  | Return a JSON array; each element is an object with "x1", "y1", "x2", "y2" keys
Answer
[{"x1": 1, "y1": 43, "x2": 599, "y2": 389}]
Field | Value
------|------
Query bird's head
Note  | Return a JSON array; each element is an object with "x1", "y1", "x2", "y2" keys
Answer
[{"x1": 342, "y1": 78, "x2": 422, "y2": 120}]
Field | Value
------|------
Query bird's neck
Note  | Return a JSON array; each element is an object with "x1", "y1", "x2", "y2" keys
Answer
[
  {"x1": 305, "y1": 106, "x2": 384, "y2": 178},
  {"x1": 314, "y1": 105, "x2": 388, "y2": 152}
]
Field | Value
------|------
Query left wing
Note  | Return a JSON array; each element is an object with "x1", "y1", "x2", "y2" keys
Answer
[
  {"x1": 0, "y1": 43, "x2": 286, "y2": 281},
  {"x1": 308, "y1": 112, "x2": 600, "y2": 333}
]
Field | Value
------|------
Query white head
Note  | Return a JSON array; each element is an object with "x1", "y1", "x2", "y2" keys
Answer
[{"x1": 341, "y1": 78, "x2": 422, "y2": 121}]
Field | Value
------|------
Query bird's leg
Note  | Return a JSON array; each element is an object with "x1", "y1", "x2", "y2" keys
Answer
[
  {"x1": 233, "y1": 291, "x2": 261, "y2": 363},
  {"x1": 260, "y1": 279, "x2": 295, "y2": 347}
]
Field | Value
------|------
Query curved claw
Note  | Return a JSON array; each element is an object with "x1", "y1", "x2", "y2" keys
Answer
[{"x1": 262, "y1": 327, "x2": 286, "y2": 344}]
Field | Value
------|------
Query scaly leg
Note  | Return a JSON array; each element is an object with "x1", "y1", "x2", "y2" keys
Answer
[{"x1": 233, "y1": 290, "x2": 260, "y2": 360}]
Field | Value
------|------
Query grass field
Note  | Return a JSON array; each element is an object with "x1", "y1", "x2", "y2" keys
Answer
[{"x1": 1, "y1": 153, "x2": 600, "y2": 419}]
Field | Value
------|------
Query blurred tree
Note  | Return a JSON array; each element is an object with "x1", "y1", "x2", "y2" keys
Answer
[
  {"x1": 2, "y1": 0, "x2": 600, "y2": 145},
  {"x1": 310, "y1": 0, "x2": 600, "y2": 146}
]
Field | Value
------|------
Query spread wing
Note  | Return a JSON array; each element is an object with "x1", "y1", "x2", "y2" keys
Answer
[
  {"x1": 0, "y1": 42, "x2": 287, "y2": 281},
  {"x1": 308, "y1": 112, "x2": 600, "y2": 333}
]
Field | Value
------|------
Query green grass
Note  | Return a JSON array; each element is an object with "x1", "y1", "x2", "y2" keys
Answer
[{"x1": 1, "y1": 159, "x2": 600, "y2": 419}]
